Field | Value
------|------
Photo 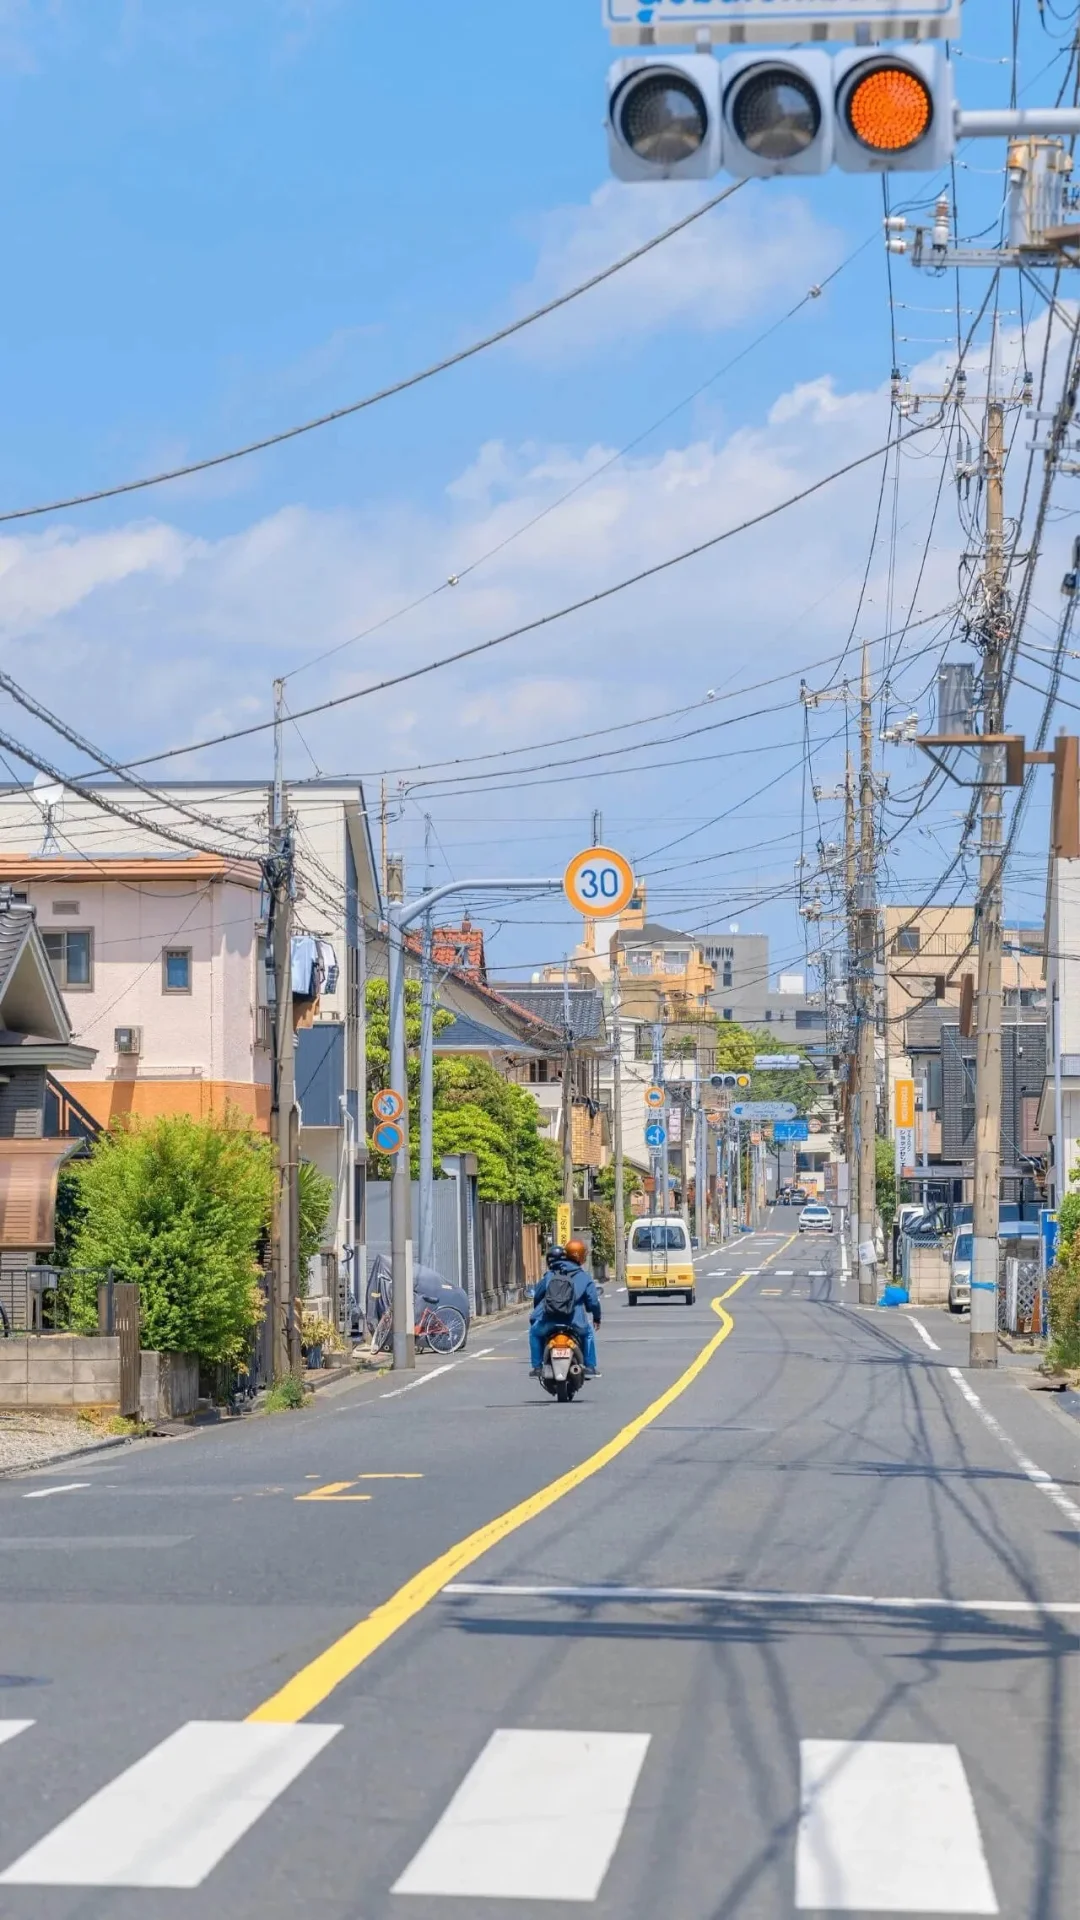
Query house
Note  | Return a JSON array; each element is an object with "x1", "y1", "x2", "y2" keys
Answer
[
  {"x1": 0, "y1": 888, "x2": 97, "y2": 1266},
  {"x1": 0, "y1": 780, "x2": 382, "y2": 1320}
]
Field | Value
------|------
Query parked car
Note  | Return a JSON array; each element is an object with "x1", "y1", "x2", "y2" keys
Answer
[
  {"x1": 789, "y1": 1188, "x2": 809, "y2": 1206},
  {"x1": 948, "y1": 1231, "x2": 972, "y2": 1312},
  {"x1": 798, "y1": 1202, "x2": 834, "y2": 1234}
]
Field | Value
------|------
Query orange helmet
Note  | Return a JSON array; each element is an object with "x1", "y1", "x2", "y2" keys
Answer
[{"x1": 565, "y1": 1238, "x2": 587, "y2": 1265}]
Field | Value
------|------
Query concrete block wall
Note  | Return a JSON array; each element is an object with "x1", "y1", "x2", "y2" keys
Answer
[
  {"x1": 139, "y1": 1350, "x2": 199, "y2": 1422},
  {"x1": 0, "y1": 1336, "x2": 120, "y2": 1408}
]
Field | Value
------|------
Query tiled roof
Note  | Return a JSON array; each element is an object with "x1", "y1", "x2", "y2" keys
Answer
[{"x1": 496, "y1": 983, "x2": 607, "y2": 1045}]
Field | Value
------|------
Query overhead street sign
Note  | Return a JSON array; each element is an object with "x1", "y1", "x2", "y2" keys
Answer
[
  {"x1": 753, "y1": 1054, "x2": 803, "y2": 1071},
  {"x1": 603, "y1": 0, "x2": 960, "y2": 47},
  {"x1": 645, "y1": 1122, "x2": 667, "y2": 1149},
  {"x1": 774, "y1": 1120, "x2": 810, "y2": 1142},
  {"x1": 732, "y1": 1101, "x2": 798, "y2": 1120},
  {"x1": 564, "y1": 846, "x2": 635, "y2": 918}
]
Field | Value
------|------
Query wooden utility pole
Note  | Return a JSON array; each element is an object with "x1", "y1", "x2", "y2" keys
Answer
[
  {"x1": 379, "y1": 778, "x2": 389, "y2": 905},
  {"x1": 971, "y1": 383, "x2": 1007, "y2": 1368},
  {"x1": 268, "y1": 680, "x2": 298, "y2": 1379},
  {"x1": 856, "y1": 646, "x2": 879, "y2": 1306}
]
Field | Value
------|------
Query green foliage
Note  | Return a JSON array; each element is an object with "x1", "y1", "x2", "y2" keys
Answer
[
  {"x1": 67, "y1": 1113, "x2": 273, "y2": 1365},
  {"x1": 875, "y1": 1135, "x2": 897, "y2": 1234},
  {"x1": 364, "y1": 977, "x2": 454, "y2": 1176},
  {"x1": 264, "y1": 1373, "x2": 307, "y2": 1411},
  {"x1": 746, "y1": 1030, "x2": 819, "y2": 1118},
  {"x1": 593, "y1": 1163, "x2": 643, "y2": 1208},
  {"x1": 1049, "y1": 1161, "x2": 1080, "y2": 1369},
  {"x1": 297, "y1": 1160, "x2": 334, "y2": 1275},
  {"x1": 432, "y1": 1057, "x2": 563, "y2": 1225},
  {"x1": 1056, "y1": 1181, "x2": 1080, "y2": 1253},
  {"x1": 589, "y1": 1201, "x2": 616, "y2": 1271},
  {"x1": 713, "y1": 1021, "x2": 757, "y2": 1072}
]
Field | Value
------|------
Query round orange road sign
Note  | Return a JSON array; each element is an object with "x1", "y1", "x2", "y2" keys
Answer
[
  {"x1": 644, "y1": 1085, "x2": 665, "y2": 1110},
  {"x1": 372, "y1": 1088, "x2": 404, "y2": 1122},
  {"x1": 564, "y1": 846, "x2": 635, "y2": 918}
]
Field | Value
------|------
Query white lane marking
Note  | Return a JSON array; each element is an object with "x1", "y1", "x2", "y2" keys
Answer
[
  {"x1": 773, "y1": 1269, "x2": 794, "y2": 1275},
  {"x1": 807, "y1": 1269, "x2": 828, "y2": 1277},
  {"x1": 796, "y1": 1739, "x2": 997, "y2": 1913},
  {"x1": 0, "y1": 1722, "x2": 33, "y2": 1746},
  {"x1": 22, "y1": 1483, "x2": 91, "y2": 1500},
  {"x1": 0, "y1": 1721, "x2": 340, "y2": 1888},
  {"x1": 911, "y1": 1317, "x2": 940, "y2": 1352},
  {"x1": 380, "y1": 1348, "x2": 493, "y2": 1400},
  {"x1": 444, "y1": 1582, "x2": 1080, "y2": 1613},
  {"x1": 947, "y1": 1366, "x2": 1080, "y2": 1528},
  {"x1": 392, "y1": 1728, "x2": 649, "y2": 1901}
]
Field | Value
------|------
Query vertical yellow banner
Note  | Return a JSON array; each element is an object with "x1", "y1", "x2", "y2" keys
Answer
[
  {"x1": 556, "y1": 1203, "x2": 571, "y2": 1246},
  {"x1": 894, "y1": 1078, "x2": 915, "y2": 1130}
]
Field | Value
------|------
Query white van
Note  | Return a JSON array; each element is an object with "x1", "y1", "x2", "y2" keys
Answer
[{"x1": 626, "y1": 1216, "x2": 696, "y2": 1306}]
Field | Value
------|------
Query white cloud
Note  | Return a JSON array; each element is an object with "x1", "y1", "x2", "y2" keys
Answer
[{"x1": 509, "y1": 179, "x2": 841, "y2": 360}]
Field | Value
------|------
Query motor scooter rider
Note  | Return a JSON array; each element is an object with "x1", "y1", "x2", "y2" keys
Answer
[{"x1": 529, "y1": 1238, "x2": 601, "y2": 1377}]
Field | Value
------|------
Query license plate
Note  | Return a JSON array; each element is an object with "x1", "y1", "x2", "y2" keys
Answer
[{"x1": 646, "y1": 1278, "x2": 671, "y2": 1288}]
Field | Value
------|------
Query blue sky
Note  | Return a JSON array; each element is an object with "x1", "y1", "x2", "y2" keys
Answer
[{"x1": 0, "y1": 0, "x2": 1072, "y2": 976}]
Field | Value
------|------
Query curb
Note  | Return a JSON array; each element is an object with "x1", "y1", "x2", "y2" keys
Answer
[{"x1": 0, "y1": 1433, "x2": 130, "y2": 1480}]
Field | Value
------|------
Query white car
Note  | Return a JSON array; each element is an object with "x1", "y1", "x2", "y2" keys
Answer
[{"x1": 798, "y1": 1203, "x2": 834, "y2": 1233}]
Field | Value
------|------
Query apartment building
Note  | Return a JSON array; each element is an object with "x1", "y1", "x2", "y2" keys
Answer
[{"x1": 0, "y1": 780, "x2": 381, "y2": 1310}]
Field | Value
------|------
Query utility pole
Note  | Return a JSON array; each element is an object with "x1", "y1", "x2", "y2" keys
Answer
[
  {"x1": 379, "y1": 778, "x2": 389, "y2": 905},
  {"x1": 857, "y1": 646, "x2": 879, "y2": 1307},
  {"x1": 843, "y1": 754, "x2": 859, "y2": 1277},
  {"x1": 650, "y1": 1021, "x2": 663, "y2": 1215},
  {"x1": 418, "y1": 909, "x2": 435, "y2": 1272},
  {"x1": 970, "y1": 370, "x2": 1007, "y2": 1368},
  {"x1": 562, "y1": 958, "x2": 574, "y2": 1212},
  {"x1": 693, "y1": 1051, "x2": 706, "y2": 1245},
  {"x1": 611, "y1": 964, "x2": 626, "y2": 1287},
  {"x1": 267, "y1": 678, "x2": 298, "y2": 1379}
]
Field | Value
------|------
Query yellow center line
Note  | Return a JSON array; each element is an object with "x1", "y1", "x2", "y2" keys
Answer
[
  {"x1": 249, "y1": 1274, "x2": 755, "y2": 1725},
  {"x1": 295, "y1": 1483, "x2": 373, "y2": 1504}
]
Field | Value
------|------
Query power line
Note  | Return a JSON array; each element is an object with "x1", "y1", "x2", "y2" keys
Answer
[{"x1": 0, "y1": 181, "x2": 750, "y2": 529}]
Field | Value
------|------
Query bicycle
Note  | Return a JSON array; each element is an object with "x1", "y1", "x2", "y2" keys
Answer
[{"x1": 372, "y1": 1301, "x2": 467, "y2": 1356}]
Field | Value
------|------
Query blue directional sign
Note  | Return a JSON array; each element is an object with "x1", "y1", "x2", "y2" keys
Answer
[
  {"x1": 773, "y1": 1120, "x2": 810, "y2": 1143},
  {"x1": 644, "y1": 1122, "x2": 667, "y2": 1148}
]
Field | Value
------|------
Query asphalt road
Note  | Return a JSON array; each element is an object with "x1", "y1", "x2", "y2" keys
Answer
[{"x1": 0, "y1": 1209, "x2": 1075, "y2": 1917}]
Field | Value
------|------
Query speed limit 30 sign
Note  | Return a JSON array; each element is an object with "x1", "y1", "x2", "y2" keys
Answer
[{"x1": 564, "y1": 846, "x2": 635, "y2": 917}]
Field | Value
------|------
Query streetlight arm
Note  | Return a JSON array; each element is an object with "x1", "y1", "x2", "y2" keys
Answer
[
  {"x1": 394, "y1": 877, "x2": 563, "y2": 932},
  {"x1": 957, "y1": 107, "x2": 1080, "y2": 137}
]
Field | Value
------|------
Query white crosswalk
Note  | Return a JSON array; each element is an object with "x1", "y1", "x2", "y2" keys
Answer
[{"x1": 0, "y1": 1718, "x2": 1003, "y2": 1908}]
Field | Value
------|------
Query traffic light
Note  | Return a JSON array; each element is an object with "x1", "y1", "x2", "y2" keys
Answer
[
  {"x1": 710, "y1": 1072, "x2": 752, "y2": 1090},
  {"x1": 607, "y1": 45, "x2": 953, "y2": 180},
  {"x1": 607, "y1": 55, "x2": 722, "y2": 181}
]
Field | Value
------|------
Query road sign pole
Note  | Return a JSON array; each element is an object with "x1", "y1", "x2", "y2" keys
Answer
[{"x1": 387, "y1": 900, "x2": 414, "y2": 1373}]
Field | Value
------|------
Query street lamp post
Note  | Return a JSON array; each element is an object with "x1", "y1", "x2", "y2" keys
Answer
[{"x1": 386, "y1": 877, "x2": 562, "y2": 1369}]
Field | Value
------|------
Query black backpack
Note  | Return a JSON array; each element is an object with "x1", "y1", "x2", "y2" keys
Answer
[{"x1": 544, "y1": 1266, "x2": 577, "y2": 1322}]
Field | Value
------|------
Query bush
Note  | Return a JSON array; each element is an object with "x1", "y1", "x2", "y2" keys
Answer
[
  {"x1": 589, "y1": 1202, "x2": 615, "y2": 1272},
  {"x1": 264, "y1": 1373, "x2": 307, "y2": 1411},
  {"x1": 68, "y1": 1112, "x2": 273, "y2": 1366},
  {"x1": 1048, "y1": 1252, "x2": 1080, "y2": 1370}
]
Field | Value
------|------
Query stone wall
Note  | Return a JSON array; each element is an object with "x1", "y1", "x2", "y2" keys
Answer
[{"x1": 0, "y1": 1335, "x2": 120, "y2": 1408}]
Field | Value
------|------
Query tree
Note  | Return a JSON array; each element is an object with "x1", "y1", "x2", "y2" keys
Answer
[
  {"x1": 875, "y1": 1135, "x2": 897, "y2": 1235},
  {"x1": 589, "y1": 1201, "x2": 616, "y2": 1271},
  {"x1": 432, "y1": 1107, "x2": 516, "y2": 1202},
  {"x1": 1048, "y1": 1160, "x2": 1080, "y2": 1370},
  {"x1": 68, "y1": 1113, "x2": 273, "y2": 1365},
  {"x1": 713, "y1": 1021, "x2": 757, "y2": 1072},
  {"x1": 746, "y1": 1031, "x2": 819, "y2": 1119},
  {"x1": 364, "y1": 977, "x2": 453, "y2": 1177},
  {"x1": 593, "y1": 1163, "x2": 643, "y2": 1208},
  {"x1": 297, "y1": 1159, "x2": 335, "y2": 1288},
  {"x1": 436, "y1": 1056, "x2": 561, "y2": 1226}
]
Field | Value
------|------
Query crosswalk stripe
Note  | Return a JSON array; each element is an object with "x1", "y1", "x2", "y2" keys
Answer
[
  {"x1": 0, "y1": 1720, "x2": 340, "y2": 1888},
  {"x1": 795, "y1": 1740, "x2": 998, "y2": 1913},
  {"x1": 0, "y1": 1722, "x2": 33, "y2": 1747},
  {"x1": 392, "y1": 1729, "x2": 650, "y2": 1901}
]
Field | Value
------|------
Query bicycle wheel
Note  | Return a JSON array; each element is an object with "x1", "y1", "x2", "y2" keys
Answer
[
  {"x1": 372, "y1": 1309, "x2": 393, "y2": 1354},
  {"x1": 429, "y1": 1305, "x2": 466, "y2": 1354},
  {"x1": 0, "y1": 1301, "x2": 9, "y2": 1338}
]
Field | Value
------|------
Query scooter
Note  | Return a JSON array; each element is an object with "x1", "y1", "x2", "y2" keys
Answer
[{"x1": 540, "y1": 1329, "x2": 586, "y2": 1403}]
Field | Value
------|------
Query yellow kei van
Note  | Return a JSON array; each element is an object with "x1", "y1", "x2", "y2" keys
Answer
[{"x1": 626, "y1": 1216, "x2": 696, "y2": 1306}]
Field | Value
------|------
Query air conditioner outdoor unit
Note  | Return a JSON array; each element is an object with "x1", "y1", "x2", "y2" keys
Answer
[{"x1": 114, "y1": 1026, "x2": 142, "y2": 1056}]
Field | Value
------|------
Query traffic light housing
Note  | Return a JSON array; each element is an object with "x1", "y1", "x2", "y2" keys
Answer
[
  {"x1": 710, "y1": 1072, "x2": 752, "y2": 1090},
  {"x1": 607, "y1": 55, "x2": 722, "y2": 181},
  {"x1": 607, "y1": 45, "x2": 953, "y2": 180}
]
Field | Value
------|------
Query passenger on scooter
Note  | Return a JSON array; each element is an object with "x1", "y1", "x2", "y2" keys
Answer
[{"x1": 529, "y1": 1238, "x2": 601, "y2": 1377}]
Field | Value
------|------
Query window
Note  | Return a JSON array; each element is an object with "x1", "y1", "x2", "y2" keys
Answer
[
  {"x1": 162, "y1": 948, "x2": 192, "y2": 994},
  {"x1": 722, "y1": 1008, "x2": 733, "y2": 1021},
  {"x1": 795, "y1": 1008, "x2": 825, "y2": 1030},
  {"x1": 630, "y1": 1223, "x2": 688, "y2": 1252},
  {"x1": 51, "y1": 901, "x2": 79, "y2": 916},
  {"x1": 43, "y1": 929, "x2": 92, "y2": 989},
  {"x1": 528, "y1": 1060, "x2": 550, "y2": 1084},
  {"x1": 663, "y1": 950, "x2": 686, "y2": 974},
  {"x1": 894, "y1": 927, "x2": 921, "y2": 954},
  {"x1": 722, "y1": 962, "x2": 733, "y2": 987},
  {"x1": 628, "y1": 949, "x2": 652, "y2": 975},
  {"x1": 764, "y1": 1009, "x2": 773, "y2": 1023}
]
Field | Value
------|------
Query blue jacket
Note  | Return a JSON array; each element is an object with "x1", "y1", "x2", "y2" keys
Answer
[{"x1": 531, "y1": 1259, "x2": 601, "y2": 1332}]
